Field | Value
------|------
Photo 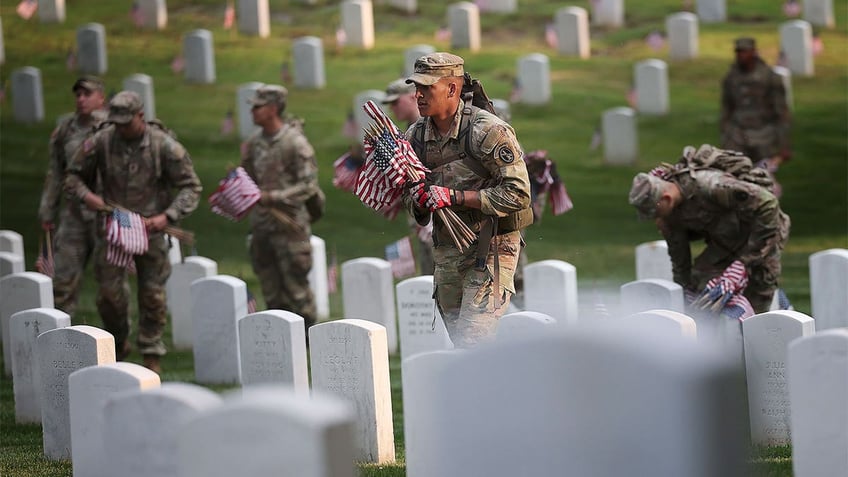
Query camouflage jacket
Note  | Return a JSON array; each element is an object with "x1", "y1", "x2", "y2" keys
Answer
[
  {"x1": 64, "y1": 123, "x2": 202, "y2": 223},
  {"x1": 662, "y1": 169, "x2": 790, "y2": 288},
  {"x1": 720, "y1": 57, "x2": 789, "y2": 132},
  {"x1": 402, "y1": 100, "x2": 531, "y2": 245},
  {"x1": 240, "y1": 119, "x2": 320, "y2": 237},
  {"x1": 38, "y1": 110, "x2": 107, "y2": 223}
]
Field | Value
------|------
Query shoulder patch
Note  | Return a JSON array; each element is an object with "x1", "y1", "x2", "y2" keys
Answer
[{"x1": 497, "y1": 144, "x2": 515, "y2": 163}]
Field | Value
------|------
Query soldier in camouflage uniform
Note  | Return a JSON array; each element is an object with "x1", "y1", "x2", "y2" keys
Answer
[
  {"x1": 403, "y1": 53, "x2": 532, "y2": 347},
  {"x1": 628, "y1": 155, "x2": 790, "y2": 313},
  {"x1": 720, "y1": 37, "x2": 791, "y2": 165},
  {"x1": 242, "y1": 85, "x2": 322, "y2": 330},
  {"x1": 38, "y1": 76, "x2": 107, "y2": 316},
  {"x1": 65, "y1": 91, "x2": 202, "y2": 373}
]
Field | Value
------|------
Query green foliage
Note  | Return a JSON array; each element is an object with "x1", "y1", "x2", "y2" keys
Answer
[{"x1": 1, "y1": 1, "x2": 846, "y2": 476}]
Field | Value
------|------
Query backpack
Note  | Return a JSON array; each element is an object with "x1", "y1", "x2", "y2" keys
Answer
[{"x1": 672, "y1": 144, "x2": 775, "y2": 192}]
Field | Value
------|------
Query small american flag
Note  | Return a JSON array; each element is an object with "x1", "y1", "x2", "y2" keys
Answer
[
  {"x1": 721, "y1": 294, "x2": 755, "y2": 321},
  {"x1": 35, "y1": 232, "x2": 54, "y2": 278},
  {"x1": 220, "y1": 110, "x2": 234, "y2": 136},
  {"x1": 327, "y1": 252, "x2": 338, "y2": 294},
  {"x1": 435, "y1": 26, "x2": 451, "y2": 42},
  {"x1": 246, "y1": 288, "x2": 257, "y2": 314},
  {"x1": 333, "y1": 151, "x2": 364, "y2": 193},
  {"x1": 16, "y1": 0, "x2": 37, "y2": 20},
  {"x1": 170, "y1": 54, "x2": 185, "y2": 74},
  {"x1": 223, "y1": 1, "x2": 236, "y2": 29},
  {"x1": 386, "y1": 236, "x2": 416, "y2": 279},
  {"x1": 782, "y1": 0, "x2": 801, "y2": 17},
  {"x1": 130, "y1": 2, "x2": 145, "y2": 27},
  {"x1": 645, "y1": 31, "x2": 666, "y2": 52},
  {"x1": 545, "y1": 23, "x2": 558, "y2": 50},
  {"x1": 209, "y1": 167, "x2": 262, "y2": 221},
  {"x1": 626, "y1": 86, "x2": 638, "y2": 108},
  {"x1": 813, "y1": 36, "x2": 824, "y2": 56},
  {"x1": 65, "y1": 50, "x2": 77, "y2": 72},
  {"x1": 105, "y1": 209, "x2": 149, "y2": 268},
  {"x1": 336, "y1": 27, "x2": 347, "y2": 48}
]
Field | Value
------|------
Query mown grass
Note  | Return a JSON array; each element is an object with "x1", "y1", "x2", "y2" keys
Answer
[{"x1": 1, "y1": 1, "x2": 846, "y2": 475}]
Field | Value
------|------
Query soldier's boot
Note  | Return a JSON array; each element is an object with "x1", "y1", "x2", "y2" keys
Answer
[
  {"x1": 143, "y1": 354, "x2": 162, "y2": 374},
  {"x1": 116, "y1": 341, "x2": 131, "y2": 361}
]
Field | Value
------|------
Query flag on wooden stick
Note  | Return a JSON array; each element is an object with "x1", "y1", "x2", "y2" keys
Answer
[
  {"x1": 385, "y1": 236, "x2": 416, "y2": 279},
  {"x1": 35, "y1": 230, "x2": 54, "y2": 277}
]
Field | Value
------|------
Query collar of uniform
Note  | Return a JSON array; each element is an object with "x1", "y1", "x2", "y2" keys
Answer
[
  {"x1": 423, "y1": 99, "x2": 466, "y2": 142},
  {"x1": 261, "y1": 123, "x2": 288, "y2": 144}
]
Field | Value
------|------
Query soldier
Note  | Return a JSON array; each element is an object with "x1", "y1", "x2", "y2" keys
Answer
[
  {"x1": 382, "y1": 78, "x2": 435, "y2": 276},
  {"x1": 628, "y1": 148, "x2": 790, "y2": 313},
  {"x1": 65, "y1": 91, "x2": 202, "y2": 373},
  {"x1": 720, "y1": 37, "x2": 791, "y2": 166},
  {"x1": 242, "y1": 85, "x2": 323, "y2": 332},
  {"x1": 403, "y1": 52, "x2": 532, "y2": 347},
  {"x1": 38, "y1": 76, "x2": 107, "y2": 317}
]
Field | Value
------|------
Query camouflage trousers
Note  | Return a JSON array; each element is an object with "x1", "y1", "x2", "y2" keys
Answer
[
  {"x1": 52, "y1": 206, "x2": 98, "y2": 317},
  {"x1": 721, "y1": 124, "x2": 781, "y2": 162},
  {"x1": 433, "y1": 231, "x2": 520, "y2": 348},
  {"x1": 408, "y1": 215, "x2": 434, "y2": 276},
  {"x1": 249, "y1": 230, "x2": 317, "y2": 328},
  {"x1": 94, "y1": 233, "x2": 171, "y2": 356}
]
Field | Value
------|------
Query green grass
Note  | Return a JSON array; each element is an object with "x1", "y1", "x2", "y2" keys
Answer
[{"x1": 1, "y1": 1, "x2": 846, "y2": 475}]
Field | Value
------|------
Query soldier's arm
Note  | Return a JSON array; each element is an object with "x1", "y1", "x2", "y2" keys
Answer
[
  {"x1": 263, "y1": 135, "x2": 319, "y2": 206},
  {"x1": 162, "y1": 137, "x2": 202, "y2": 222},
  {"x1": 64, "y1": 134, "x2": 101, "y2": 210},
  {"x1": 402, "y1": 124, "x2": 432, "y2": 226},
  {"x1": 38, "y1": 125, "x2": 66, "y2": 224},
  {"x1": 662, "y1": 222, "x2": 694, "y2": 289},
  {"x1": 711, "y1": 177, "x2": 782, "y2": 266},
  {"x1": 474, "y1": 122, "x2": 531, "y2": 217}
]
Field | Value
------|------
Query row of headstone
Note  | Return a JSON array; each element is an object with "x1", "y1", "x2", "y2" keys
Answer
[{"x1": 0, "y1": 229, "x2": 25, "y2": 277}]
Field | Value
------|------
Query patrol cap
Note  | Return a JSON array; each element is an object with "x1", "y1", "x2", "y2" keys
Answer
[
  {"x1": 72, "y1": 75, "x2": 104, "y2": 93},
  {"x1": 381, "y1": 79, "x2": 416, "y2": 104},
  {"x1": 108, "y1": 91, "x2": 144, "y2": 124},
  {"x1": 628, "y1": 172, "x2": 667, "y2": 220},
  {"x1": 248, "y1": 85, "x2": 288, "y2": 108},
  {"x1": 406, "y1": 52, "x2": 465, "y2": 86},
  {"x1": 734, "y1": 37, "x2": 756, "y2": 51}
]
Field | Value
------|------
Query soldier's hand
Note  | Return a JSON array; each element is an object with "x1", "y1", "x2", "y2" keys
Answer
[
  {"x1": 259, "y1": 191, "x2": 272, "y2": 206},
  {"x1": 410, "y1": 182, "x2": 429, "y2": 209},
  {"x1": 144, "y1": 214, "x2": 168, "y2": 233},
  {"x1": 425, "y1": 185, "x2": 452, "y2": 211},
  {"x1": 83, "y1": 192, "x2": 105, "y2": 212},
  {"x1": 41, "y1": 222, "x2": 55, "y2": 232}
]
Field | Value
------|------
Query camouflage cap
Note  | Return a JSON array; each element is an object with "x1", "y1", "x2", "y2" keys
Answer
[
  {"x1": 406, "y1": 52, "x2": 465, "y2": 86},
  {"x1": 248, "y1": 85, "x2": 288, "y2": 108},
  {"x1": 108, "y1": 91, "x2": 144, "y2": 124},
  {"x1": 72, "y1": 75, "x2": 104, "y2": 93},
  {"x1": 381, "y1": 78, "x2": 416, "y2": 103},
  {"x1": 628, "y1": 172, "x2": 667, "y2": 220},
  {"x1": 734, "y1": 37, "x2": 756, "y2": 51}
]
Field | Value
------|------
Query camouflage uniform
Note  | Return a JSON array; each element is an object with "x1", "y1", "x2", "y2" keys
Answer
[
  {"x1": 65, "y1": 92, "x2": 201, "y2": 356},
  {"x1": 630, "y1": 169, "x2": 790, "y2": 313},
  {"x1": 38, "y1": 108, "x2": 107, "y2": 316},
  {"x1": 404, "y1": 99, "x2": 531, "y2": 347},
  {"x1": 720, "y1": 55, "x2": 789, "y2": 161},
  {"x1": 242, "y1": 118, "x2": 320, "y2": 328}
]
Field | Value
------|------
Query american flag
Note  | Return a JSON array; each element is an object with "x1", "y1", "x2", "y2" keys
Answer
[
  {"x1": 782, "y1": 0, "x2": 801, "y2": 17},
  {"x1": 434, "y1": 26, "x2": 451, "y2": 42},
  {"x1": 220, "y1": 110, "x2": 234, "y2": 136},
  {"x1": 16, "y1": 0, "x2": 37, "y2": 20},
  {"x1": 130, "y1": 2, "x2": 145, "y2": 27},
  {"x1": 721, "y1": 294, "x2": 755, "y2": 321},
  {"x1": 341, "y1": 111, "x2": 358, "y2": 139},
  {"x1": 645, "y1": 31, "x2": 666, "y2": 52},
  {"x1": 526, "y1": 151, "x2": 573, "y2": 217},
  {"x1": 327, "y1": 252, "x2": 338, "y2": 294},
  {"x1": 223, "y1": 1, "x2": 236, "y2": 29},
  {"x1": 105, "y1": 209, "x2": 149, "y2": 268},
  {"x1": 626, "y1": 86, "x2": 638, "y2": 108},
  {"x1": 386, "y1": 236, "x2": 416, "y2": 279},
  {"x1": 335, "y1": 27, "x2": 347, "y2": 48},
  {"x1": 171, "y1": 54, "x2": 185, "y2": 74},
  {"x1": 246, "y1": 287, "x2": 257, "y2": 314},
  {"x1": 545, "y1": 23, "x2": 558, "y2": 49},
  {"x1": 65, "y1": 50, "x2": 77, "y2": 72},
  {"x1": 333, "y1": 151, "x2": 364, "y2": 193},
  {"x1": 35, "y1": 232, "x2": 54, "y2": 278},
  {"x1": 209, "y1": 167, "x2": 262, "y2": 221}
]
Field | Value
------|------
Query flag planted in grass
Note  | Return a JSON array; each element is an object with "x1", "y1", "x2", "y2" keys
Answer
[
  {"x1": 16, "y1": 0, "x2": 37, "y2": 20},
  {"x1": 35, "y1": 231, "x2": 54, "y2": 278},
  {"x1": 385, "y1": 236, "x2": 416, "y2": 279}
]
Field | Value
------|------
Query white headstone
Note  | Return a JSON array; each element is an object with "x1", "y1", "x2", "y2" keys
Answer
[
  {"x1": 696, "y1": 0, "x2": 725, "y2": 23},
  {"x1": 634, "y1": 59, "x2": 669, "y2": 115},
  {"x1": 308, "y1": 235, "x2": 330, "y2": 321},
  {"x1": 620, "y1": 278, "x2": 685, "y2": 314},
  {"x1": 352, "y1": 90, "x2": 387, "y2": 144},
  {"x1": 165, "y1": 234, "x2": 181, "y2": 264},
  {"x1": 237, "y1": 0, "x2": 270, "y2": 38},
  {"x1": 76, "y1": 23, "x2": 108, "y2": 75},
  {"x1": 0, "y1": 252, "x2": 24, "y2": 277},
  {"x1": 591, "y1": 0, "x2": 624, "y2": 28},
  {"x1": 810, "y1": 249, "x2": 848, "y2": 330},
  {"x1": 635, "y1": 240, "x2": 673, "y2": 281},
  {"x1": 666, "y1": 12, "x2": 698, "y2": 61},
  {"x1": 166, "y1": 256, "x2": 217, "y2": 349},
  {"x1": 341, "y1": 257, "x2": 398, "y2": 354},
  {"x1": 341, "y1": 0, "x2": 375, "y2": 50},
  {"x1": 396, "y1": 276, "x2": 453, "y2": 360},
  {"x1": 404, "y1": 44, "x2": 436, "y2": 77},
  {"x1": 772, "y1": 65, "x2": 793, "y2": 111},
  {"x1": 293, "y1": 36, "x2": 326, "y2": 89},
  {"x1": 37, "y1": 325, "x2": 115, "y2": 460},
  {"x1": 191, "y1": 275, "x2": 246, "y2": 385},
  {"x1": 389, "y1": 0, "x2": 417, "y2": 14},
  {"x1": 780, "y1": 20, "x2": 814, "y2": 77},
  {"x1": 788, "y1": 329, "x2": 848, "y2": 477},
  {"x1": 103, "y1": 383, "x2": 222, "y2": 477},
  {"x1": 479, "y1": 0, "x2": 516, "y2": 13},
  {"x1": 238, "y1": 310, "x2": 309, "y2": 392},
  {"x1": 491, "y1": 98, "x2": 510, "y2": 121},
  {"x1": 139, "y1": 0, "x2": 168, "y2": 30},
  {"x1": 448, "y1": 2, "x2": 481, "y2": 52},
  {"x1": 601, "y1": 107, "x2": 638, "y2": 164},
  {"x1": 419, "y1": 327, "x2": 747, "y2": 476},
  {"x1": 1, "y1": 272, "x2": 54, "y2": 376},
  {"x1": 178, "y1": 385, "x2": 357, "y2": 477},
  {"x1": 803, "y1": 0, "x2": 835, "y2": 28},
  {"x1": 517, "y1": 53, "x2": 551, "y2": 105},
  {"x1": 496, "y1": 311, "x2": 557, "y2": 341},
  {"x1": 0, "y1": 229, "x2": 24, "y2": 260},
  {"x1": 38, "y1": 0, "x2": 65, "y2": 23},
  {"x1": 309, "y1": 319, "x2": 396, "y2": 463},
  {"x1": 523, "y1": 260, "x2": 578, "y2": 325},
  {"x1": 184, "y1": 29, "x2": 216, "y2": 84},
  {"x1": 237, "y1": 81, "x2": 263, "y2": 139},
  {"x1": 70, "y1": 363, "x2": 161, "y2": 477},
  {"x1": 10, "y1": 308, "x2": 70, "y2": 423},
  {"x1": 11, "y1": 66, "x2": 44, "y2": 124},
  {"x1": 123, "y1": 73, "x2": 156, "y2": 121},
  {"x1": 742, "y1": 310, "x2": 815, "y2": 446},
  {"x1": 624, "y1": 309, "x2": 697, "y2": 339},
  {"x1": 554, "y1": 7, "x2": 590, "y2": 58}
]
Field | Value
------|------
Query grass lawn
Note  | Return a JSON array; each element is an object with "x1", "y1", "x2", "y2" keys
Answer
[{"x1": 1, "y1": 1, "x2": 846, "y2": 475}]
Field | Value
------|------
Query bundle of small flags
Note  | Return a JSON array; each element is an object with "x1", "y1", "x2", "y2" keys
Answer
[
  {"x1": 525, "y1": 150, "x2": 573, "y2": 218},
  {"x1": 209, "y1": 167, "x2": 261, "y2": 221},
  {"x1": 385, "y1": 236, "x2": 416, "y2": 279},
  {"x1": 35, "y1": 230, "x2": 54, "y2": 278},
  {"x1": 720, "y1": 293, "x2": 755, "y2": 321},
  {"x1": 105, "y1": 209, "x2": 148, "y2": 268}
]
